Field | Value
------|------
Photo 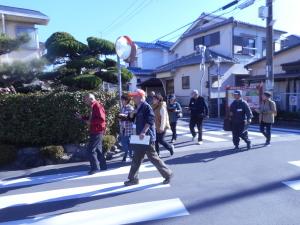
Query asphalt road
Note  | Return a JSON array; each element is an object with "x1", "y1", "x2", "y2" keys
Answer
[{"x1": 1, "y1": 119, "x2": 300, "y2": 225}]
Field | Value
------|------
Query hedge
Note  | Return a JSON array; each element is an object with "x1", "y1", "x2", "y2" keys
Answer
[{"x1": 0, "y1": 91, "x2": 119, "y2": 146}]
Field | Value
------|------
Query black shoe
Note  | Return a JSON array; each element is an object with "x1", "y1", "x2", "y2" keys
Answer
[
  {"x1": 170, "y1": 145, "x2": 174, "y2": 156},
  {"x1": 234, "y1": 146, "x2": 239, "y2": 150},
  {"x1": 124, "y1": 179, "x2": 139, "y2": 186},
  {"x1": 247, "y1": 141, "x2": 252, "y2": 150},
  {"x1": 163, "y1": 173, "x2": 173, "y2": 185},
  {"x1": 122, "y1": 157, "x2": 126, "y2": 162},
  {"x1": 265, "y1": 141, "x2": 271, "y2": 146},
  {"x1": 88, "y1": 169, "x2": 100, "y2": 175}
]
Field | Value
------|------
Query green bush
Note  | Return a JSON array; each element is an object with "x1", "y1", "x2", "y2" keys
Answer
[
  {"x1": 40, "y1": 145, "x2": 64, "y2": 160},
  {"x1": 0, "y1": 91, "x2": 119, "y2": 146},
  {"x1": 0, "y1": 144, "x2": 17, "y2": 166},
  {"x1": 102, "y1": 135, "x2": 116, "y2": 153},
  {"x1": 62, "y1": 74, "x2": 102, "y2": 90}
]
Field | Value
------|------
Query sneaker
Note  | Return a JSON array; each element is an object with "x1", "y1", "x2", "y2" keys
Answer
[
  {"x1": 88, "y1": 169, "x2": 100, "y2": 175},
  {"x1": 124, "y1": 179, "x2": 139, "y2": 186},
  {"x1": 247, "y1": 141, "x2": 252, "y2": 150},
  {"x1": 170, "y1": 145, "x2": 174, "y2": 156},
  {"x1": 163, "y1": 173, "x2": 173, "y2": 185},
  {"x1": 198, "y1": 141, "x2": 203, "y2": 145}
]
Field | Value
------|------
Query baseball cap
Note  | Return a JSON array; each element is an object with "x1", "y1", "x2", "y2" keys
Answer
[
  {"x1": 263, "y1": 91, "x2": 272, "y2": 97},
  {"x1": 233, "y1": 90, "x2": 242, "y2": 95},
  {"x1": 128, "y1": 89, "x2": 146, "y2": 97}
]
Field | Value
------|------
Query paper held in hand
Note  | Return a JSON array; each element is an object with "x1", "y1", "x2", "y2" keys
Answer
[{"x1": 130, "y1": 135, "x2": 150, "y2": 145}]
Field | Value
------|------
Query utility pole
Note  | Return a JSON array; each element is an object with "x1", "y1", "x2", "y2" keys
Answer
[
  {"x1": 266, "y1": 0, "x2": 274, "y2": 91},
  {"x1": 117, "y1": 56, "x2": 122, "y2": 108}
]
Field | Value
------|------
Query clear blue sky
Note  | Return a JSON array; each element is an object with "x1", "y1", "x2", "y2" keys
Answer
[{"x1": 1, "y1": 0, "x2": 299, "y2": 43}]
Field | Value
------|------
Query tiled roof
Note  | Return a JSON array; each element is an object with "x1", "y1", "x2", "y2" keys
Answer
[
  {"x1": 135, "y1": 41, "x2": 174, "y2": 50},
  {"x1": 0, "y1": 5, "x2": 48, "y2": 19},
  {"x1": 127, "y1": 67, "x2": 155, "y2": 76},
  {"x1": 155, "y1": 50, "x2": 234, "y2": 73}
]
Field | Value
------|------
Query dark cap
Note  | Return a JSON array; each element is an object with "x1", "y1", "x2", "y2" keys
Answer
[
  {"x1": 264, "y1": 91, "x2": 272, "y2": 98},
  {"x1": 233, "y1": 90, "x2": 242, "y2": 96},
  {"x1": 168, "y1": 94, "x2": 176, "y2": 99}
]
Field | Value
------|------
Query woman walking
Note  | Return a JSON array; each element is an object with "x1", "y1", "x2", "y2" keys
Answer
[
  {"x1": 167, "y1": 94, "x2": 182, "y2": 143},
  {"x1": 152, "y1": 94, "x2": 174, "y2": 156}
]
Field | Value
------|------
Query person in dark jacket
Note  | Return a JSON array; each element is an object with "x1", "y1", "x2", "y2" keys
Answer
[
  {"x1": 188, "y1": 90, "x2": 208, "y2": 145},
  {"x1": 229, "y1": 90, "x2": 253, "y2": 150},
  {"x1": 123, "y1": 89, "x2": 173, "y2": 186},
  {"x1": 167, "y1": 94, "x2": 182, "y2": 143},
  {"x1": 75, "y1": 93, "x2": 107, "y2": 175}
]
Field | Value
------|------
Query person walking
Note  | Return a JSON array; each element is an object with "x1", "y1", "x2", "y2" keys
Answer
[
  {"x1": 188, "y1": 90, "x2": 208, "y2": 145},
  {"x1": 167, "y1": 94, "x2": 182, "y2": 143},
  {"x1": 123, "y1": 89, "x2": 173, "y2": 186},
  {"x1": 152, "y1": 93, "x2": 174, "y2": 156},
  {"x1": 75, "y1": 93, "x2": 107, "y2": 175},
  {"x1": 119, "y1": 94, "x2": 134, "y2": 162},
  {"x1": 230, "y1": 90, "x2": 253, "y2": 150},
  {"x1": 255, "y1": 91, "x2": 277, "y2": 146},
  {"x1": 146, "y1": 91, "x2": 155, "y2": 105}
]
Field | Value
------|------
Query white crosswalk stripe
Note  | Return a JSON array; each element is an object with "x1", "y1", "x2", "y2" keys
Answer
[
  {"x1": 0, "y1": 163, "x2": 156, "y2": 189},
  {"x1": 282, "y1": 160, "x2": 300, "y2": 190},
  {"x1": 0, "y1": 163, "x2": 189, "y2": 224},
  {"x1": 0, "y1": 198, "x2": 189, "y2": 225}
]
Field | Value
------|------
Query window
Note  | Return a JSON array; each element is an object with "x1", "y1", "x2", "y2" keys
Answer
[
  {"x1": 194, "y1": 32, "x2": 220, "y2": 49},
  {"x1": 262, "y1": 38, "x2": 266, "y2": 57},
  {"x1": 234, "y1": 36, "x2": 256, "y2": 56},
  {"x1": 182, "y1": 76, "x2": 190, "y2": 89},
  {"x1": 16, "y1": 27, "x2": 37, "y2": 49},
  {"x1": 166, "y1": 79, "x2": 174, "y2": 95}
]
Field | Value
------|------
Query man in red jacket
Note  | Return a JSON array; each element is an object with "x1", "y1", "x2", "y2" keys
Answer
[{"x1": 76, "y1": 93, "x2": 107, "y2": 175}]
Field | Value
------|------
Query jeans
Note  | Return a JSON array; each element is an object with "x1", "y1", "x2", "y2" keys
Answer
[
  {"x1": 170, "y1": 122, "x2": 177, "y2": 141},
  {"x1": 232, "y1": 122, "x2": 250, "y2": 147},
  {"x1": 260, "y1": 122, "x2": 272, "y2": 143},
  {"x1": 87, "y1": 133, "x2": 107, "y2": 171},
  {"x1": 189, "y1": 116, "x2": 203, "y2": 141},
  {"x1": 155, "y1": 131, "x2": 173, "y2": 155},
  {"x1": 121, "y1": 135, "x2": 132, "y2": 159}
]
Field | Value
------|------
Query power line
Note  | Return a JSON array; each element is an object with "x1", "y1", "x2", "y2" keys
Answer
[
  {"x1": 101, "y1": 0, "x2": 139, "y2": 34},
  {"x1": 104, "y1": 0, "x2": 153, "y2": 37}
]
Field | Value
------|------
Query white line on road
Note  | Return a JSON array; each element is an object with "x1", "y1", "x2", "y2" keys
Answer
[
  {"x1": 0, "y1": 164, "x2": 156, "y2": 189},
  {"x1": 288, "y1": 161, "x2": 300, "y2": 167},
  {"x1": 282, "y1": 180, "x2": 300, "y2": 191},
  {"x1": 0, "y1": 198, "x2": 189, "y2": 225},
  {"x1": 0, "y1": 177, "x2": 169, "y2": 209}
]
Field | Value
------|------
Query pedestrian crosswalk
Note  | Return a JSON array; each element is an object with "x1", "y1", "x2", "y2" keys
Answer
[
  {"x1": 0, "y1": 163, "x2": 189, "y2": 225},
  {"x1": 166, "y1": 120, "x2": 300, "y2": 144},
  {"x1": 282, "y1": 161, "x2": 300, "y2": 191}
]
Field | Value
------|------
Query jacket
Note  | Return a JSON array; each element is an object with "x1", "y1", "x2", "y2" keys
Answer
[
  {"x1": 167, "y1": 101, "x2": 182, "y2": 123},
  {"x1": 82, "y1": 100, "x2": 106, "y2": 134},
  {"x1": 230, "y1": 99, "x2": 253, "y2": 123},
  {"x1": 153, "y1": 101, "x2": 170, "y2": 133},
  {"x1": 189, "y1": 96, "x2": 208, "y2": 118},
  {"x1": 258, "y1": 99, "x2": 277, "y2": 124}
]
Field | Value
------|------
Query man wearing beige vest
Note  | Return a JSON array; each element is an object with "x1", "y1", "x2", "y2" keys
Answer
[{"x1": 256, "y1": 91, "x2": 277, "y2": 146}]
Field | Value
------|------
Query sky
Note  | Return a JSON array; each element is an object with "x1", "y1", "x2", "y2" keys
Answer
[{"x1": 0, "y1": 0, "x2": 299, "y2": 44}]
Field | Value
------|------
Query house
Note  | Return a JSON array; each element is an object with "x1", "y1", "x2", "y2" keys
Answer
[
  {"x1": 154, "y1": 13, "x2": 286, "y2": 113},
  {"x1": 245, "y1": 43, "x2": 300, "y2": 112},
  {"x1": 127, "y1": 40, "x2": 173, "y2": 93},
  {"x1": 0, "y1": 5, "x2": 49, "y2": 63}
]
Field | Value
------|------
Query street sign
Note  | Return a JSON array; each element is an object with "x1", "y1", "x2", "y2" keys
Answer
[{"x1": 289, "y1": 95, "x2": 298, "y2": 106}]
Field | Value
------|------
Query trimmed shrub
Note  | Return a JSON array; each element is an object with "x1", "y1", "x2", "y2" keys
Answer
[
  {"x1": 102, "y1": 135, "x2": 116, "y2": 153},
  {"x1": 40, "y1": 145, "x2": 64, "y2": 161},
  {"x1": 62, "y1": 74, "x2": 102, "y2": 90},
  {"x1": 0, "y1": 91, "x2": 119, "y2": 146},
  {"x1": 0, "y1": 144, "x2": 17, "y2": 166}
]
